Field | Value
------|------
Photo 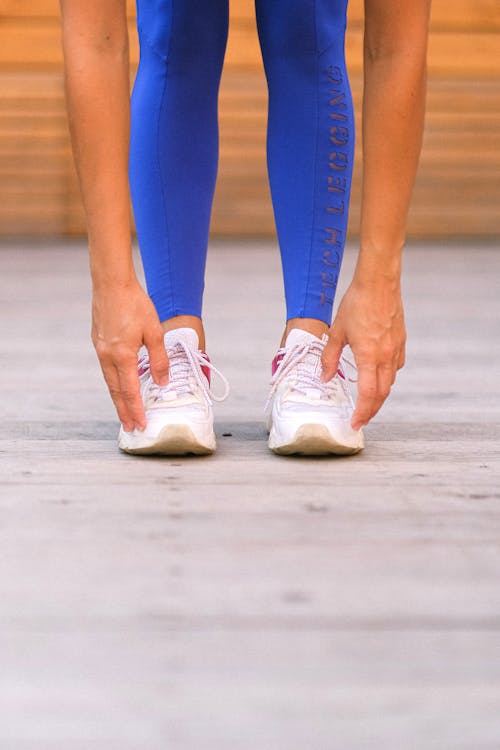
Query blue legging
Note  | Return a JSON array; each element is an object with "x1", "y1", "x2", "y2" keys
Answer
[{"x1": 130, "y1": 0, "x2": 354, "y2": 325}]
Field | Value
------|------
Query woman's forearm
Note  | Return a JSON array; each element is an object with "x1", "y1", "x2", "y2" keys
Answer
[
  {"x1": 321, "y1": 0, "x2": 431, "y2": 426},
  {"x1": 355, "y1": 4, "x2": 430, "y2": 283},
  {"x1": 60, "y1": 0, "x2": 134, "y2": 288}
]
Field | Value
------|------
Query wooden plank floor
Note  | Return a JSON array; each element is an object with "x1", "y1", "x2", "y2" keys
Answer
[{"x1": 0, "y1": 239, "x2": 499, "y2": 748}]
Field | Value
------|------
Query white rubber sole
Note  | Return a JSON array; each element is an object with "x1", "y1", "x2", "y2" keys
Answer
[
  {"x1": 118, "y1": 424, "x2": 216, "y2": 456},
  {"x1": 268, "y1": 422, "x2": 364, "y2": 456}
]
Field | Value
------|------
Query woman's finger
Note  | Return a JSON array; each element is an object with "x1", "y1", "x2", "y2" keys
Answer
[
  {"x1": 352, "y1": 363, "x2": 378, "y2": 430},
  {"x1": 116, "y1": 359, "x2": 146, "y2": 431},
  {"x1": 376, "y1": 364, "x2": 394, "y2": 412},
  {"x1": 397, "y1": 347, "x2": 406, "y2": 370},
  {"x1": 100, "y1": 359, "x2": 134, "y2": 431}
]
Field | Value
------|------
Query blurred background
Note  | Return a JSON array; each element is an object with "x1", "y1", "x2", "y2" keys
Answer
[{"x1": 0, "y1": 0, "x2": 499, "y2": 239}]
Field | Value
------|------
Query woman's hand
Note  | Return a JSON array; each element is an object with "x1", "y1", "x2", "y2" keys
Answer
[
  {"x1": 321, "y1": 0, "x2": 429, "y2": 433},
  {"x1": 61, "y1": 1, "x2": 164, "y2": 433},
  {"x1": 321, "y1": 277, "x2": 406, "y2": 430},
  {"x1": 91, "y1": 279, "x2": 170, "y2": 432}
]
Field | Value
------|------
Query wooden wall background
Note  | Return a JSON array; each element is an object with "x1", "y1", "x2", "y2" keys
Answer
[{"x1": 0, "y1": 0, "x2": 499, "y2": 237}]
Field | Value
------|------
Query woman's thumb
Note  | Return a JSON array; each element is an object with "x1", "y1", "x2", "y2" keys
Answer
[
  {"x1": 146, "y1": 329, "x2": 170, "y2": 386},
  {"x1": 321, "y1": 324, "x2": 345, "y2": 382}
]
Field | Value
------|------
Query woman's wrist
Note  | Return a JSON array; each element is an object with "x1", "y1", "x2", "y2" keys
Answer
[
  {"x1": 353, "y1": 240, "x2": 404, "y2": 289},
  {"x1": 91, "y1": 272, "x2": 138, "y2": 293},
  {"x1": 91, "y1": 276, "x2": 138, "y2": 295},
  {"x1": 353, "y1": 262, "x2": 402, "y2": 290},
  {"x1": 90, "y1": 252, "x2": 137, "y2": 292}
]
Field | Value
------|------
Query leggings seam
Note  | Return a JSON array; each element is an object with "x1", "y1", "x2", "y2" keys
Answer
[
  {"x1": 317, "y1": 17, "x2": 347, "y2": 59},
  {"x1": 138, "y1": 26, "x2": 168, "y2": 63},
  {"x1": 300, "y1": 0, "x2": 320, "y2": 319},
  {"x1": 156, "y1": 2, "x2": 175, "y2": 316}
]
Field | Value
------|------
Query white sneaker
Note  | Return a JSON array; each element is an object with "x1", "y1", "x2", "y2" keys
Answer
[
  {"x1": 265, "y1": 329, "x2": 364, "y2": 456},
  {"x1": 118, "y1": 327, "x2": 229, "y2": 456}
]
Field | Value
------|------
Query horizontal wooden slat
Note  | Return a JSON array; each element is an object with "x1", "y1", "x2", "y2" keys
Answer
[
  {"x1": 0, "y1": 19, "x2": 140, "y2": 70},
  {"x1": 3, "y1": 0, "x2": 500, "y2": 31},
  {"x1": 232, "y1": 0, "x2": 500, "y2": 31},
  {"x1": 224, "y1": 27, "x2": 500, "y2": 79},
  {"x1": 1, "y1": 19, "x2": 500, "y2": 81},
  {"x1": 1, "y1": 4, "x2": 499, "y2": 238},
  {"x1": 2, "y1": 73, "x2": 499, "y2": 238},
  {"x1": 0, "y1": 0, "x2": 139, "y2": 17}
]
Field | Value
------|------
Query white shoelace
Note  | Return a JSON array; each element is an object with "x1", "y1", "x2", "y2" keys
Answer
[
  {"x1": 138, "y1": 342, "x2": 230, "y2": 406},
  {"x1": 265, "y1": 338, "x2": 356, "y2": 413}
]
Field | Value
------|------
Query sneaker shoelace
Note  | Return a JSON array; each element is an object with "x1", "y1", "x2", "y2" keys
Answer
[
  {"x1": 265, "y1": 336, "x2": 356, "y2": 413},
  {"x1": 138, "y1": 342, "x2": 230, "y2": 406}
]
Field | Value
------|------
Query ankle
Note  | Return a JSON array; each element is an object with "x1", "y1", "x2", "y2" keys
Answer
[
  {"x1": 280, "y1": 318, "x2": 330, "y2": 347},
  {"x1": 161, "y1": 315, "x2": 206, "y2": 351}
]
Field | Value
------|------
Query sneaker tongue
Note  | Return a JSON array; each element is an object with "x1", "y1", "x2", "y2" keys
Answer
[
  {"x1": 164, "y1": 327, "x2": 199, "y2": 352},
  {"x1": 285, "y1": 328, "x2": 321, "y2": 350},
  {"x1": 285, "y1": 329, "x2": 325, "y2": 385}
]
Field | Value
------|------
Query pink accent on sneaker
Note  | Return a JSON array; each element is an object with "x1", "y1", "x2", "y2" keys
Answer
[
  {"x1": 272, "y1": 351, "x2": 285, "y2": 376},
  {"x1": 200, "y1": 352, "x2": 211, "y2": 385}
]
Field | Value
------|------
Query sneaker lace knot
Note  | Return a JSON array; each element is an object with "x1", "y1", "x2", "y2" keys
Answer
[
  {"x1": 265, "y1": 335, "x2": 357, "y2": 413},
  {"x1": 139, "y1": 342, "x2": 230, "y2": 407}
]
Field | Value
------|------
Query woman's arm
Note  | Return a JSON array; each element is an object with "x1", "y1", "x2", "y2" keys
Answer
[
  {"x1": 60, "y1": 0, "x2": 169, "y2": 431},
  {"x1": 322, "y1": 0, "x2": 431, "y2": 430}
]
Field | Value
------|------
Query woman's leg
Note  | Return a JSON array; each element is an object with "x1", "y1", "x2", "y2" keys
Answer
[
  {"x1": 129, "y1": 0, "x2": 229, "y2": 346},
  {"x1": 255, "y1": 0, "x2": 355, "y2": 336}
]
